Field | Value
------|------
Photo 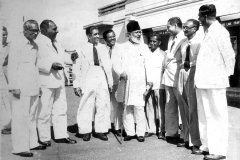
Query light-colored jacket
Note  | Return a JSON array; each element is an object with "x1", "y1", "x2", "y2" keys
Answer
[
  {"x1": 8, "y1": 38, "x2": 39, "y2": 96},
  {"x1": 162, "y1": 31, "x2": 187, "y2": 87},
  {"x1": 36, "y1": 34, "x2": 72, "y2": 88},
  {"x1": 0, "y1": 43, "x2": 10, "y2": 89},
  {"x1": 195, "y1": 21, "x2": 235, "y2": 88},
  {"x1": 72, "y1": 42, "x2": 113, "y2": 93}
]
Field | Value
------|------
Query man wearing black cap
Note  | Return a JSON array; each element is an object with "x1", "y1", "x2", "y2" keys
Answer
[
  {"x1": 195, "y1": 4, "x2": 235, "y2": 160},
  {"x1": 114, "y1": 20, "x2": 149, "y2": 142}
]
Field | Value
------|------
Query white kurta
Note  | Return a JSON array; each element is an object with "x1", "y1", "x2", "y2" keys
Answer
[
  {"x1": 114, "y1": 41, "x2": 148, "y2": 136},
  {"x1": 195, "y1": 21, "x2": 235, "y2": 156},
  {"x1": 73, "y1": 42, "x2": 113, "y2": 134},
  {"x1": 8, "y1": 38, "x2": 40, "y2": 153}
]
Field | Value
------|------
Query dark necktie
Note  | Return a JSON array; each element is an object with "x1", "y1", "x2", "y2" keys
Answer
[
  {"x1": 93, "y1": 46, "x2": 100, "y2": 66},
  {"x1": 109, "y1": 47, "x2": 112, "y2": 59},
  {"x1": 52, "y1": 41, "x2": 58, "y2": 53},
  {"x1": 170, "y1": 38, "x2": 175, "y2": 52},
  {"x1": 184, "y1": 44, "x2": 190, "y2": 71}
]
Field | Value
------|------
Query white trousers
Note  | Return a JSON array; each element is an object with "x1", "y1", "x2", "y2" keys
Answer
[
  {"x1": 38, "y1": 87, "x2": 69, "y2": 142},
  {"x1": 123, "y1": 105, "x2": 145, "y2": 136},
  {"x1": 0, "y1": 89, "x2": 11, "y2": 130},
  {"x1": 12, "y1": 95, "x2": 39, "y2": 153},
  {"x1": 196, "y1": 88, "x2": 228, "y2": 156},
  {"x1": 77, "y1": 74, "x2": 110, "y2": 134}
]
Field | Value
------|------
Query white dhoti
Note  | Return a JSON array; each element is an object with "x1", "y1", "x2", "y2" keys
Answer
[
  {"x1": 77, "y1": 66, "x2": 110, "y2": 134},
  {"x1": 38, "y1": 86, "x2": 69, "y2": 141},
  {"x1": 196, "y1": 88, "x2": 228, "y2": 156},
  {"x1": 12, "y1": 95, "x2": 39, "y2": 153},
  {"x1": 0, "y1": 89, "x2": 11, "y2": 130}
]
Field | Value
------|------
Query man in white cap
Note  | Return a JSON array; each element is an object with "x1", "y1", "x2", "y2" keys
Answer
[{"x1": 114, "y1": 20, "x2": 149, "y2": 142}]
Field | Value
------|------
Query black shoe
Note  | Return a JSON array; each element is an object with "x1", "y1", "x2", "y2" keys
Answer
[
  {"x1": 166, "y1": 136, "x2": 180, "y2": 145},
  {"x1": 144, "y1": 132, "x2": 155, "y2": 138},
  {"x1": 137, "y1": 136, "x2": 145, "y2": 142},
  {"x1": 123, "y1": 135, "x2": 134, "y2": 141},
  {"x1": 83, "y1": 133, "x2": 91, "y2": 141},
  {"x1": 158, "y1": 132, "x2": 166, "y2": 140},
  {"x1": 55, "y1": 138, "x2": 77, "y2": 144},
  {"x1": 192, "y1": 149, "x2": 209, "y2": 155},
  {"x1": 203, "y1": 154, "x2": 226, "y2": 160},
  {"x1": 13, "y1": 152, "x2": 33, "y2": 157},
  {"x1": 115, "y1": 130, "x2": 121, "y2": 137},
  {"x1": 177, "y1": 141, "x2": 189, "y2": 148},
  {"x1": 67, "y1": 124, "x2": 78, "y2": 133},
  {"x1": 38, "y1": 140, "x2": 51, "y2": 147},
  {"x1": 30, "y1": 145, "x2": 47, "y2": 150},
  {"x1": 1, "y1": 129, "x2": 11, "y2": 134},
  {"x1": 96, "y1": 133, "x2": 108, "y2": 141}
]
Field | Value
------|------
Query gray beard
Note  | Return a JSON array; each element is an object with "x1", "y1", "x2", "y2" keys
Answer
[{"x1": 129, "y1": 35, "x2": 140, "y2": 44}]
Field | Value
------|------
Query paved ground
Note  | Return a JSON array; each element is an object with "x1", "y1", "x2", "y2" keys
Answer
[{"x1": 1, "y1": 86, "x2": 240, "y2": 160}]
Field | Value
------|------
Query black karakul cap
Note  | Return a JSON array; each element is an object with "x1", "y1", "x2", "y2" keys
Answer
[{"x1": 127, "y1": 21, "x2": 141, "y2": 32}]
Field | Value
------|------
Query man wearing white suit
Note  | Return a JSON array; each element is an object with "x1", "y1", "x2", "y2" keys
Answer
[
  {"x1": 161, "y1": 17, "x2": 187, "y2": 142},
  {"x1": 8, "y1": 20, "x2": 46, "y2": 157},
  {"x1": 37, "y1": 20, "x2": 77, "y2": 146},
  {"x1": 72, "y1": 26, "x2": 113, "y2": 141},
  {"x1": 195, "y1": 4, "x2": 235, "y2": 160}
]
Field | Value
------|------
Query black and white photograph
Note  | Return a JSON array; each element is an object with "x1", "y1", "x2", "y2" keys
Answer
[{"x1": 0, "y1": 0, "x2": 240, "y2": 159}]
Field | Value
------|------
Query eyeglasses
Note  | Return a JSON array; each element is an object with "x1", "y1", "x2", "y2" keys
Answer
[
  {"x1": 183, "y1": 26, "x2": 196, "y2": 30},
  {"x1": 28, "y1": 29, "x2": 40, "y2": 34}
]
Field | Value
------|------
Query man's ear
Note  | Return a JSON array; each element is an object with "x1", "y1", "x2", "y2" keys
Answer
[{"x1": 158, "y1": 41, "x2": 162, "y2": 46}]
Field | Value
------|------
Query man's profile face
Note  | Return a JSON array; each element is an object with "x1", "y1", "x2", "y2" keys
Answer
[
  {"x1": 105, "y1": 31, "x2": 116, "y2": 47},
  {"x1": 89, "y1": 29, "x2": 99, "y2": 45},
  {"x1": 183, "y1": 21, "x2": 196, "y2": 38},
  {"x1": 167, "y1": 22, "x2": 177, "y2": 36},
  {"x1": 2, "y1": 30, "x2": 8, "y2": 45},
  {"x1": 149, "y1": 36, "x2": 160, "y2": 52},
  {"x1": 47, "y1": 21, "x2": 58, "y2": 41},
  {"x1": 24, "y1": 23, "x2": 39, "y2": 41},
  {"x1": 198, "y1": 12, "x2": 207, "y2": 27}
]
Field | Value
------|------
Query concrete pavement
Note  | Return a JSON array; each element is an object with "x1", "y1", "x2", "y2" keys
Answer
[{"x1": 1, "y1": 86, "x2": 240, "y2": 160}]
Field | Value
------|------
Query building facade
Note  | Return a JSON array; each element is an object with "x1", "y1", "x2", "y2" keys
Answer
[{"x1": 83, "y1": 0, "x2": 240, "y2": 107}]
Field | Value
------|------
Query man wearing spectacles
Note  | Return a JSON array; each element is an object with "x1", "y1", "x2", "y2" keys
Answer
[
  {"x1": 113, "y1": 20, "x2": 149, "y2": 142},
  {"x1": 1, "y1": 26, "x2": 12, "y2": 135},
  {"x1": 161, "y1": 17, "x2": 187, "y2": 144},
  {"x1": 195, "y1": 4, "x2": 235, "y2": 160},
  {"x1": 8, "y1": 20, "x2": 46, "y2": 157},
  {"x1": 177, "y1": 19, "x2": 202, "y2": 154},
  {"x1": 103, "y1": 30, "x2": 123, "y2": 136}
]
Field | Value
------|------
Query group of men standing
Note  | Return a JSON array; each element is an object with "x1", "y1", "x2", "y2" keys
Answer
[{"x1": 0, "y1": 3, "x2": 235, "y2": 160}]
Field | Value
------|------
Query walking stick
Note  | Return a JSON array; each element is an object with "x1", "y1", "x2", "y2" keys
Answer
[{"x1": 120, "y1": 77, "x2": 128, "y2": 143}]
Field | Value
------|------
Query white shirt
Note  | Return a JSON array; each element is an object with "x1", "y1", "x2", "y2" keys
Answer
[
  {"x1": 145, "y1": 47, "x2": 166, "y2": 90},
  {"x1": 181, "y1": 33, "x2": 203, "y2": 67},
  {"x1": 8, "y1": 38, "x2": 39, "y2": 96},
  {"x1": 0, "y1": 43, "x2": 10, "y2": 89}
]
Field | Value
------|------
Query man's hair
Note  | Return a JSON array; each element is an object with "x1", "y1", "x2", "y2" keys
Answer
[
  {"x1": 168, "y1": 17, "x2": 182, "y2": 28},
  {"x1": 103, "y1": 29, "x2": 115, "y2": 40},
  {"x1": 149, "y1": 32, "x2": 161, "y2": 42},
  {"x1": 40, "y1": 20, "x2": 54, "y2": 32},
  {"x1": 86, "y1": 26, "x2": 98, "y2": 36},
  {"x1": 23, "y1": 20, "x2": 38, "y2": 31},
  {"x1": 199, "y1": 4, "x2": 216, "y2": 17},
  {"x1": 2, "y1": 26, "x2": 7, "y2": 32},
  {"x1": 186, "y1": 19, "x2": 200, "y2": 31}
]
